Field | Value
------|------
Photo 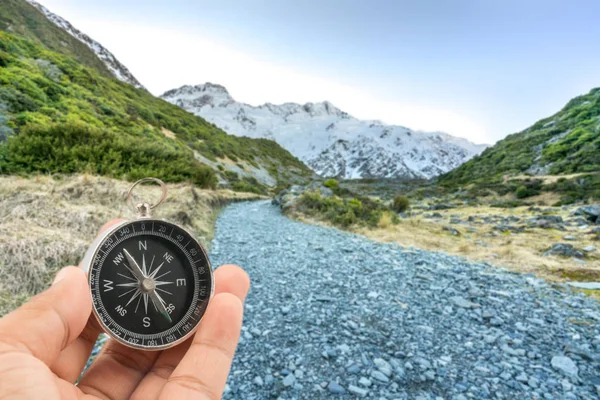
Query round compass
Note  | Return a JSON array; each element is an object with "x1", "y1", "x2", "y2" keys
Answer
[{"x1": 81, "y1": 179, "x2": 213, "y2": 351}]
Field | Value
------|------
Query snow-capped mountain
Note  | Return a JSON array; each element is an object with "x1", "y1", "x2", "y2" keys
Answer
[
  {"x1": 161, "y1": 83, "x2": 488, "y2": 179},
  {"x1": 26, "y1": 0, "x2": 144, "y2": 89}
]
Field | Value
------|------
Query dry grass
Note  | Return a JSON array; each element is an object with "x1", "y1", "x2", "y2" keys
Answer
[
  {"x1": 353, "y1": 205, "x2": 599, "y2": 284},
  {"x1": 506, "y1": 173, "x2": 588, "y2": 184},
  {"x1": 0, "y1": 174, "x2": 263, "y2": 315},
  {"x1": 377, "y1": 212, "x2": 395, "y2": 229}
]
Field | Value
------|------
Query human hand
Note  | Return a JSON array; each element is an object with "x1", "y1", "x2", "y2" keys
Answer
[{"x1": 0, "y1": 220, "x2": 250, "y2": 400}]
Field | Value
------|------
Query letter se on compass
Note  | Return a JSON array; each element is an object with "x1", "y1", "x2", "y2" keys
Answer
[{"x1": 82, "y1": 179, "x2": 213, "y2": 351}]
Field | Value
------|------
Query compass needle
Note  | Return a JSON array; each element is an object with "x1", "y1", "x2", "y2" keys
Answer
[
  {"x1": 123, "y1": 248, "x2": 145, "y2": 281},
  {"x1": 143, "y1": 292, "x2": 149, "y2": 315}
]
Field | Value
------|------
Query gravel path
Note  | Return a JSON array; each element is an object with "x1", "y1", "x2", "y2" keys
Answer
[{"x1": 209, "y1": 201, "x2": 600, "y2": 399}]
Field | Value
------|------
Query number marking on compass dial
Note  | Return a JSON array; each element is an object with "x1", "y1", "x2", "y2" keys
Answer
[{"x1": 88, "y1": 220, "x2": 212, "y2": 350}]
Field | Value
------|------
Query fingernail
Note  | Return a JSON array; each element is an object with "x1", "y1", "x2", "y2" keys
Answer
[{"x1": 53, "y1": 268, "x2": 69, "y2": 285}]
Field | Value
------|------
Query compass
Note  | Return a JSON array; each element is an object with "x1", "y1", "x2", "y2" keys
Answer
[{"x1": 81, "y1": 178, "x2": 213, "y2": 351}]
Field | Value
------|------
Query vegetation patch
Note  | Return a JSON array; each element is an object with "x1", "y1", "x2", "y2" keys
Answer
[
  {"x1": 296, "y1": 190, "x2": 395, "y2": 228},
  {"x1": 439, "y1": 87, "x2": 600, "y2": 193}
]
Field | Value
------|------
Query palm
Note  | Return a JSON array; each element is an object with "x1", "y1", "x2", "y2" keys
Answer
[{"x1": 0, "y1": 263, "x2": 249, "y2": 400}]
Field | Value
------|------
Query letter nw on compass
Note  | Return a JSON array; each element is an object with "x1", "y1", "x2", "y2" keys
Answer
[{"x1": 88, "y1": 219, "x2": 212, "y2": 350}]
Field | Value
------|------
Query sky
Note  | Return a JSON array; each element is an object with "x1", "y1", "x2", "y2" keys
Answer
[{"x1": 38, "y1": 0, "x2": 600, "y2": 145}]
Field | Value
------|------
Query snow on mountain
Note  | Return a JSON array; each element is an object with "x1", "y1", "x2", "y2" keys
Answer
[
  {"x1": 161, "y1": 83, "x2": 488, "y2": 179},
  {"x1": 26, "y1": 0, "x2": 144, "y2": 89}
]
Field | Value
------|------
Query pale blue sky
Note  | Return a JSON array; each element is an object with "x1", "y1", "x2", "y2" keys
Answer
[{"x1": 40, "y1": 0, "x2": 600, "y2": 144}]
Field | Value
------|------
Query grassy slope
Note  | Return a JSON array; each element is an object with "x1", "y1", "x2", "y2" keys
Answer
[
  {"x1": 0, "y1": 31, "x2": 311, "y2": 186},
  {"x1": 0, "y1": 0, "x2": 113, "y2": 78},
  {"x1": 0, "y1": 174, "x2": 264, "y2": 316},
  {"x1": 440, "y1": 88, "x2": 600, "y2": 185}
]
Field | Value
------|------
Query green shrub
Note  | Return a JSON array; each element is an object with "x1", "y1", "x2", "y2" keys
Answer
[
  {"x1": 324, "y1": 178, "x2": 339, "y2": 189},
  {"x1": 297, "y1": 192, "x2": 387, "y2": 228},
  {"x1": 391, "y1": 195, "x2": 410, "y2": 212},
  {"x1": 515, "y1": 185, "x2": 529, "y2": 199}
]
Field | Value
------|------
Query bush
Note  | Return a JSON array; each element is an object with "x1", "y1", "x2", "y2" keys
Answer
[
  {"x1": 0, "y1": 123, "x2": 218, "y2": 188},
  {"x1": 323, "y1": 178, "x2": 339, "y2": 189},
  {"x1": 297, "y1": 192, "x2": 387, "y2": 228},
  {"x1": 392, "y1": 195, "x2": 410, "y2": 212},
  {"x1": 515, "y1": 185, "x2": 529, "y2": 199}
]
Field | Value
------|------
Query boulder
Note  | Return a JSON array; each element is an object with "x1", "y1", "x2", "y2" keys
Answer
[
  {"x1": 543, "y1": 243, "x2": 584, "y2": 259},
  {"x1": 575, "y1": 205, "x2": 600, "y2": 224}
]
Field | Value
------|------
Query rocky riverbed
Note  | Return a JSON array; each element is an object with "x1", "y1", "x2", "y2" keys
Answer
[{"x1": 95, "y1": 200, "x2": 600, "y2": 398}]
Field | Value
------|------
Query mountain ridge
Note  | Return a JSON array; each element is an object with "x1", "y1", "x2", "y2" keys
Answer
[
  {"x1": 440, "y1": 87, "x2": 600, "y2": 187},
  {"x1": 162, "y1": 83, "x2": 488, "y2": 180},
  {"x1": 24, "y1": 0, "x2": 144, "y2": 89}
]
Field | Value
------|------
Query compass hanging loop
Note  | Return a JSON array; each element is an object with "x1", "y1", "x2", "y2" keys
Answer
[{"x1": 127, "y1": 177, "x2": 168, "y2": 217}]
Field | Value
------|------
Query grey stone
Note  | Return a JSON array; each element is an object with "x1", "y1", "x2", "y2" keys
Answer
[
  {"x1": 358, "y1": 377, "x2": 372, "y2": 387},
  {"x1": 371, "y1": 370, "x2": 390, "y2": 383},
  {"x1": 450, "y1": 296, "x2": 480, "y2": 309},
  {"x1": 327, "y1": 381, "x2": 345, "y2": 394},
  {"x1": 348, "y1": 385, "x2": 368, "y2": 397},
  {"x1": 282, "y1": 373, "x2": 296, "y2": 387},
  {"x1": 551, "y1": 356, "x2": 579, "y2": 379},
  {"x1": 543, "y1": 243, "x2": 584, "y2": 258}
]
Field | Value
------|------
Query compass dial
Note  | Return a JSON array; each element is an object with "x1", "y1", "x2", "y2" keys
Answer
[{"x1": 87, "y1": 219, "x2": 213, "y2": 350}]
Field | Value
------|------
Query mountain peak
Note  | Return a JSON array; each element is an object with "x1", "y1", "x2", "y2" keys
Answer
[
  {"x1": 161, "y1": 83, "x2": 487, "y2": 179},
  {"x1": 161, "y1": 83, "x2": 235, "y2": 108}
]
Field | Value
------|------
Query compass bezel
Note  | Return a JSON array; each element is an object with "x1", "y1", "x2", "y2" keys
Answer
[{"x1": 81, "y1": 219, "x2": 214, "y2": 351}]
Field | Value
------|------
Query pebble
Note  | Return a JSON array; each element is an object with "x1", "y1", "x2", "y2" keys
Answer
[
  {"x1": 348, "y1": 384, "x2": 368, "y2": 397},
  {"x1": 551, "y1": 356, "x2": 579, "y2": 379},
  {"x1": 282, "y1": 374, "x2": 295, "y2": 387},
  {"x1": 371, "y1": 370, "x2": 390, "y2": 383},
  {"x1": 358, "y1": 377, "x2": 372, "y2": 387},
  {"x1": 450, "y1": 296, "x2": 480, "y2": 309},
  {"x1": 328, "y1": 381, "x2": 346, "y2": 394}
]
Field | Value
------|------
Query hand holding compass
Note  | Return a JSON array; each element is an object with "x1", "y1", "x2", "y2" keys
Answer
[{"x1": 0, "y1": 178, "x2": 250, "y2": 400}]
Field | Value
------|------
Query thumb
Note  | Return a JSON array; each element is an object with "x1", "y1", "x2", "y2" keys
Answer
[{"x1": 0, "y1": 266, "x2": 91, "y2": 366}]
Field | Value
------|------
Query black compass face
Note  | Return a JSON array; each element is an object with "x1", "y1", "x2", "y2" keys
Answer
[{"x1": 88, "y1": 219, "x2": 212, "y2": 350}]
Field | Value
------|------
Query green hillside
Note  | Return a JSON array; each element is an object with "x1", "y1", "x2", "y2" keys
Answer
[
  {"x1": 0, "y1": 0, "x2": 113, "y2": 78},
  {"x1": 0, "y1": 31, "x2": 311, "y2": 188},
  {"x1": 441, "y1": 88, "x2": 600, "y2": 185}
]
